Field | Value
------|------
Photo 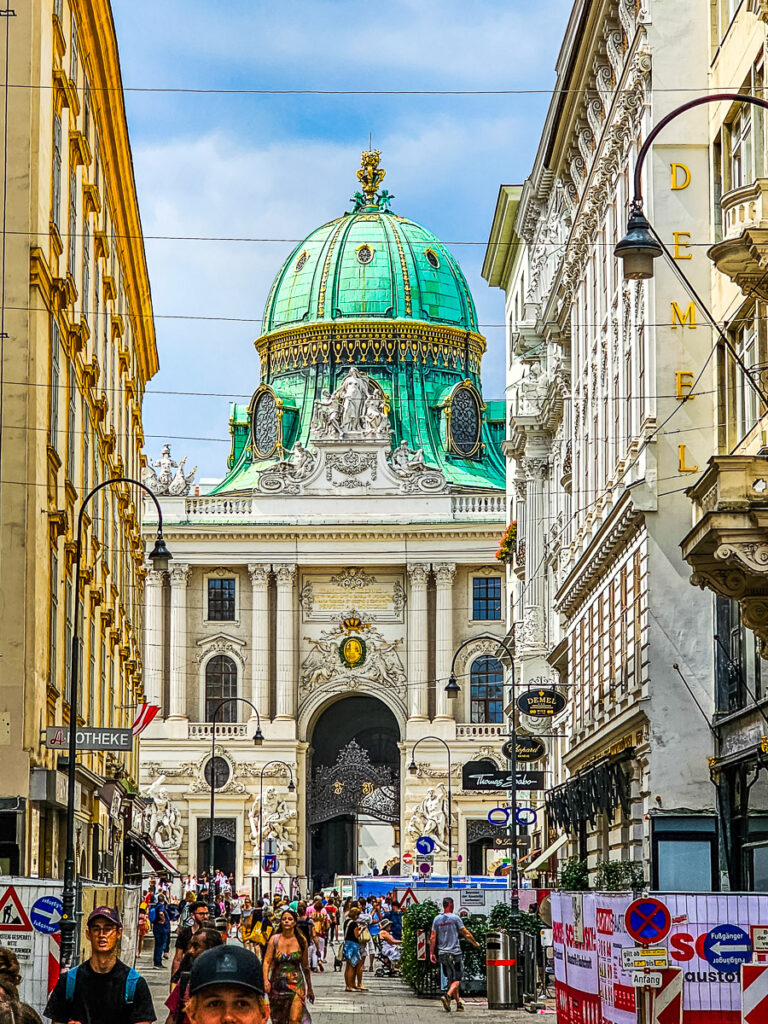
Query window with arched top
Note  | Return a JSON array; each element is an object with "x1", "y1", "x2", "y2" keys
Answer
[
  {"x1": 470, "y1": 656, "x2": 503, "y2": 723},
  {"x1": 205, "y1": 655, "x2": 237, "y2": 722}
]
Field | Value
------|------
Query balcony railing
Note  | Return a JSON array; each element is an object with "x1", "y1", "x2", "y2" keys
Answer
[
  {"x1": 710, "y1": 178, "x2": 768, "y2": 300},
  {"x1": 188, "y1": 722, "x2": 250, "y2": 739},
  {"x1": 456, "y1": 723, "x2": 506, "y2": 738},
  {"x1": 451, "y1": 494, "x2": 505, "y2": 515}
]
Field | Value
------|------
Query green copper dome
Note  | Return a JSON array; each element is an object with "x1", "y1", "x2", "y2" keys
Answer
[{"x1": 261, "y1": 211, "x2": 478, "y2": 335}]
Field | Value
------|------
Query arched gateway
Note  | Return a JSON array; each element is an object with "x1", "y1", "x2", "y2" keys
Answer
[{"x1": 308, "y1": 696, "x2": 400, "y2": 890}]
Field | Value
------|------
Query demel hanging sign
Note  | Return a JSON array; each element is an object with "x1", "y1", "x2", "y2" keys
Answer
[{"x1": 516, "y1": 688, "x2": 566, "y2": 717}]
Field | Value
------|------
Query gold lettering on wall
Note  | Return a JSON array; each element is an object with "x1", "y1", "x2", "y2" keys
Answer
[
  {"x1": 678, "y1": 444, "x2": 699, "y2": 473},
  {"x1": 673, "y1": 232, "x2": 692, "y2": 259},
  {"x1": 671, "y1": 302, "x2": 696, "y2": 329},
  {"x1": 670, "y1": 163, "x2": 691, "y2": 190},
  {"x1": 675, "y1": 371, "x2": 695, "y2": 400}
]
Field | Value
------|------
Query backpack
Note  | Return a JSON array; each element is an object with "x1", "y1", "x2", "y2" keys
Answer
[{"x1": 65, "y1": 965, "x2": 140, "y2": 1005}]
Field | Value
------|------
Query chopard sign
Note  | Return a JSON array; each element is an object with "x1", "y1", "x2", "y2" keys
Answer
[{"x1": 461, "y1": 761, "x2": 545, "y2": 791}]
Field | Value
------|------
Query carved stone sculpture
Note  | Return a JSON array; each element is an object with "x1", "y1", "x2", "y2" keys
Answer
[
  {"x1": 248, "y1": 786, "x2": 296, "y2": 855},
  {"x1": 257, "y1": 442, "x2": 317, "y2": 494},
  {"x1": 390, "y1": 441, "x2": 427, "y2": 475},
  {"x1": 311, "y1": 368, "x2": 390, "y2": 440},
  {"x1": 407, "y1": 784, "x2": 449, "y2": 853},
  {"x1": 142, "y1": 443, "x2": 197, "y2": 497},
  {"x1": 142, "y1": 775, "x2": 184, "y2": 851}
]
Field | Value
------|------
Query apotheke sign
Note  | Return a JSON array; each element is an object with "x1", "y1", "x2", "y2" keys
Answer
[{"x1": 46, "y1": 726, "x2": 133, "y2": 751}]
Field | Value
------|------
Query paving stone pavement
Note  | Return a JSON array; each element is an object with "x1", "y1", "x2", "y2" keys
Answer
[{"x1": 137, "y1": 943, "x2": 557, "y2": 1024}]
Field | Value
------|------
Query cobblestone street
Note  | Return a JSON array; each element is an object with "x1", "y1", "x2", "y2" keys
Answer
[{"x1": 139, "y1": 945, "x2": 556, "y2": 1024}]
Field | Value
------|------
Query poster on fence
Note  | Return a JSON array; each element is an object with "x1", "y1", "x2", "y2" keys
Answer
[{"x1": 551, "y1": 891, "x2": 768, "y2": 1024}]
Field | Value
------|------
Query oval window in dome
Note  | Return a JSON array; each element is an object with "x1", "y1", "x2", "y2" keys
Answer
[
  {"x1": 295, "y1": 250, "x2": 310, "y2": 273},
  {"x1": 424, "y1": 247, "x2": 440, "y2": 269},
  {"x1": 356, "y1": 244, "x2": 375, "y2": 266},
  {"x1": 449, "y1": 385, "x2": 481, "y2": 457},
  {"x1": 251, "y1": 389, "x2": 279, "y2": 459}
]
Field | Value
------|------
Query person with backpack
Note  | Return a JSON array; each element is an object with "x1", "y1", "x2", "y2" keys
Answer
[
  {"x1": 429, "y1": 897, "x2": 480, "y2": 1012},
  {"x1": 152, "y1": 896, "x2": 172, "y2": 969},
  {"x1": 44, "y1": 906, "x2": 156, "y2": 1024}
]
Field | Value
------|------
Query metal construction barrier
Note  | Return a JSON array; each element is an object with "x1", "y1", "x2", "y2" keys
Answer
[
  {"x1": 518, "y1": 930, "x2": 539, "y2": 1007},
  {"x1": 487, "y1": 929, "x2": 519, "y2": 1009}
]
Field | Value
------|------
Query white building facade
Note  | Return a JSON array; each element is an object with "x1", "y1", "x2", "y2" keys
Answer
[
  {"x1": 484, "y1": 0, "x2": 722, "y2": 888},
  {"x1": 139, "y1": 158, "x2": 514, "y2": 891}
]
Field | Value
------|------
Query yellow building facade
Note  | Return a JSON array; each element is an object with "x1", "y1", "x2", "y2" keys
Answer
[{"x1": 0, "y1": 0, "x2": 157, "y2": 879}]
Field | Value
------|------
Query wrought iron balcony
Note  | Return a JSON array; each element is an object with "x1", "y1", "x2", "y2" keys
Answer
[
  {"x1": 682, "y1": 454, "x2": 768, "y2": 654},
  {"x1": 709, "y1": 178, "x2": 768, "y2": 301}
]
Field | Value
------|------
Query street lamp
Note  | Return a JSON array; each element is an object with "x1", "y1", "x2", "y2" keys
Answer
[
  {"x1": 408, "y1": 735, "x2": 453, "y2": 888},
  {"x1": 257, "y1": 760, "x2": 296, "y2": 904},
  {"x1": 615, "y1": 92, "x2": 768, "y2": 281},
  {"x1": 207, "y1": 697, "x2": 264, "y2": 919},
  {"x1": 60, "y1": 478, "x2": 173, "y2": 969}
]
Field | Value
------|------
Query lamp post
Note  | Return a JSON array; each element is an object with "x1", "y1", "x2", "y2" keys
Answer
[
  {"x1": 60, "y1": 478, "x2": 173, "y2": 970},
  {"x1": 257, "y1": 760, "x2": 296, "y2": 904},
  {"x1": 207, "y1": 697, "x2": 264, "y2": 920},
  {"x1": 444, "y1": 634, "x2": 517, "y2": 896},
  {"x1": 408, "y1": 736, "x2": 453, "y2": 888}
]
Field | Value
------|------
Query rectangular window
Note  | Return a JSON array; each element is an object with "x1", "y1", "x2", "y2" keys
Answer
[
  {"x1": 70, "y1": 16, "x2": 78, "y2": 83},
  {"x1": 82, "y1": 221, "x2": 90, "y2": 320},
  {"x1": 472, "y1": 577, "x2": 501, "y2": 621},
  {"x1": 49, "y1": 321, "x2": 60, "y2": 448},
  {"x1": 66, "y1": 365, "x2": 76, "y2": 481},
  {"x1": 82, "y1": 415, "x2": 89, "y2": 493},
  {"x1": 83, "y1": 79, "x2": 90, "y2": 141},
  {"x1": 52, "y1": 113, "x2": 62, "y2": 231},
  {"x1": 731, "y1": 107, "x2": 753, "y2": 190},
  {"x1": 64, "y1": 578, "x2": 73, "y2": 702},
  {"x1": 49, "y1": 552, "x2": 58, "y2": 688},
  {"x1": 101, "y1": 639, "x2": 107, "y2": 724},
  {"x1": 68, "y1": 170, "x2": 77, "y2": 278},
  {"x1": 89, "y1": 621, "x2": 96, "y2": 724},
  {"x1": 207, "y1": 577, "x2": 236, "y2": 621}
]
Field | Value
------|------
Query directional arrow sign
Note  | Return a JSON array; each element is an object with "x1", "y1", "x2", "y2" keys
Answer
[{"x1": 703, "y1": 924, "x2": 752, "y2": 972}]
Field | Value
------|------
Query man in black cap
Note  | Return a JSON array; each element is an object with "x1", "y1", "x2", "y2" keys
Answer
[
  {"x1": 185, "y1": 945, "x2": 268, "y2": 1024},
  {"x1": 45, "y1": 906, "x2": 156, "y2": 1024}
]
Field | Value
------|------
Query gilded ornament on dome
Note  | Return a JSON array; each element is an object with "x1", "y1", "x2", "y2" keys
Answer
[
  {"x1": 295, "y1": 250, "x2": 310, "y2": 272},
  {"x1": 356, "y1": 244, "x2": 375, "y2": 266},
  {"x1": 357, "y1": 150, "x2": 386, "y2": 204}
]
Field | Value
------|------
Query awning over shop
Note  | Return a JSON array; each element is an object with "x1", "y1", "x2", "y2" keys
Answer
[
  {"x1": 127, "y1": 832, "x2": 181, "y2": 876},
  {"x1": 523, "y1": 833, "x2": 569, "y2": 877}
]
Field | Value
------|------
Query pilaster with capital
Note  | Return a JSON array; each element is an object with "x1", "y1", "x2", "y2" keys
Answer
[
  {"x1": 144, "y1": 567, "x2": 165, "y2": 709},
  {"x1": 434, "y1": 563, "x2": 456, "y2": 719},
  {"x1": 248, "y1": 564, "x2": 271, "y2": 718},
  {"x1": 407, "y1": 563, "x2": 430, "y2": 720},
  {"x1": 275, "y1": 564, "x2": 297, "y2": 719},
  {"x1": 168, "y1": 564, "x2": 191, "y2": 718},
  {"x1": 523, "y1": 454, "x2": 548, "y2": 654}
]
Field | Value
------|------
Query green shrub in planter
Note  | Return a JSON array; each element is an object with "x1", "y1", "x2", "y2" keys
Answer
[
  {"x1": 594, "y1": 859, "x2": 645, "y2": 891},
  {"x1": 401, "y1": 899, "x2": 439, "y2": 990},
  {"x1": 559, "y1": 856, "x2": 590, "y2": 890}
]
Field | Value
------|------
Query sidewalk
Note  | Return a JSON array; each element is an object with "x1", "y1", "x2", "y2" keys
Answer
[{"x1": 138, "y1": 944, "x2": 557, "y2": 1024}]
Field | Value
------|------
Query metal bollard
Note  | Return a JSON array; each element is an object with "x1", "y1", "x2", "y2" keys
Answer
[{"x1": 486, "y1": 929, "x2": 519, "y2": 1009}]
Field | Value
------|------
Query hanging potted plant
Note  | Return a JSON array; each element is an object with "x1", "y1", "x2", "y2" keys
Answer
[{"x1": 496, "y1": 521, "x2": 517, "y2": 564}]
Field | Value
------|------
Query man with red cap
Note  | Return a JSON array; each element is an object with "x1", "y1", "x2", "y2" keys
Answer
[{"x1": 45, "y1": 905, "x2": 156, "y2": 1024}]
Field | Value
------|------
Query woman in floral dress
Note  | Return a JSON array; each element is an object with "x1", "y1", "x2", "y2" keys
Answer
[{"x1": 263, "y1": 909, "x2": 314, "y2": 1024}]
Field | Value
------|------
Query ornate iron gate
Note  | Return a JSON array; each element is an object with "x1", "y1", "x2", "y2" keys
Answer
[{"x1": 308, "y1": 739, "x2": 399, "y2": 825}]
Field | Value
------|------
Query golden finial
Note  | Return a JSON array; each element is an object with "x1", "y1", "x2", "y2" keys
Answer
[{"x1": 357, "y1": 150, "x2": 386, "y2": 204}]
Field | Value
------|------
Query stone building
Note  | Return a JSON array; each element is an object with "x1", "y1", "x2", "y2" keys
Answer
[
  {"x1": 0, "y1": 0, "x2": 158, "y2": 878},
  {"x1": 139, "y1": 155, "x2": 511, "y2": 890},
  {"x1": 681, "y1": 1, "x2": 768, "y2": 890},
  {"x1": 484, "y1": 0, "x2": 723, "y2": 888}
]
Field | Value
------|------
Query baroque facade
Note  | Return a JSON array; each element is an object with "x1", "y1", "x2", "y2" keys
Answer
[
  {"x1": 484, "y1": 0, "x2": 723, "y2": 887},
  {"x1": 139, "y1": 156, "x2": 512, "y2": 890},
  {"x1": 0, "y1": 1, "x2": 158, "y2": 878}
]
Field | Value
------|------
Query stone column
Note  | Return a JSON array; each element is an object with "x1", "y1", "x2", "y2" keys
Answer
[
  {"x1": 434, "y1": 563, "x2": 456, "y2": 719},
  {"x1": 407, "y1": 564, "x2": 430, "y2": 720},
  {"x1": 275, "y1": 564, "x2": 297, "y2": 719},
  {"x1": 248, "y1": 564, "x2": 270, "y2": 718},
  {"x1": 522, "y1": 456, "x2": 548, "y2": 654},
  {"x1": 168, "y1": 564, "x2": 191, "y2": 718},
  {"x1": 144, "y1": 568, "x2": 165, "y2": 710}
]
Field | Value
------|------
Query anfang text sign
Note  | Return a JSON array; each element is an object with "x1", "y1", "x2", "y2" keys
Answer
[
  {"x1": 46, "y1": 727, "x2": 133, "y2": 751},
  {"x1": 516, "y1": 688, "x2": 567, "y2": 717},
  {"x1": 462, "y1": 761, "x2": 545, "y2": 791}
]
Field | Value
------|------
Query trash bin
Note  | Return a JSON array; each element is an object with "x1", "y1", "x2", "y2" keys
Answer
[{"x1": 486, "y1": 929, "x2": 519, "y2": 1009}]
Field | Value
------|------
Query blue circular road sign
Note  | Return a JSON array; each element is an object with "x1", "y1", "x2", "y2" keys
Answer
[
  {"x1": 416, "y1": 836, "x2": 435, "y2": 855},
  {"x1": 703, "y1": 924, "x2": 752, "y2": 972},
  {"x1": 31, "y1": 895, "x2": 63, "y2": 934}
]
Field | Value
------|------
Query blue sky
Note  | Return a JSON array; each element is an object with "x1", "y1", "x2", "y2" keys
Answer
[{"x1": 112, "y1": 0, "x2": 573, "y2": 480}]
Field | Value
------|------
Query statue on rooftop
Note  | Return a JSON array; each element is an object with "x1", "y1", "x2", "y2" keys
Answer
[{"x1": 142, "y1": 443, "x2": 197, "y2": 496}]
